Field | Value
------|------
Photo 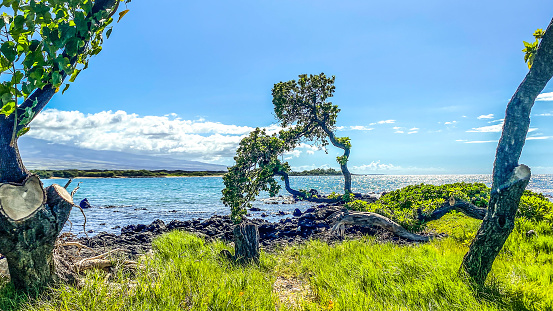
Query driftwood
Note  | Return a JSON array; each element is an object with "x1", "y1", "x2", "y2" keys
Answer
[{"x1": 331, "y1": 210, "x2": 435, "y2": 242}]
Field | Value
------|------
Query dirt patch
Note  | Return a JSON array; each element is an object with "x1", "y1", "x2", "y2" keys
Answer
[{"x1": 273, "y1": 276, "x2": 314, "y2": 309}]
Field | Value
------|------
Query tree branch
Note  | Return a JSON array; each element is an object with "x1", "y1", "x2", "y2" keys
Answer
[{"x1": 417, "y1": 197, "x2": 487, "y2": 222}]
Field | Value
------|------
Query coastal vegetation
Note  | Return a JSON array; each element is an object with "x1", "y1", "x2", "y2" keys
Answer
[
  {"x1": 2, "y1": 208, "x2": 553, "y2": 310},
  {"x1": 0, "y1": 1, "x2": 550, "y2": 308},
  {"x1": 30, "y1": 169, "x2": 226, "y2": 179},
  {"x1": 222, "y1": 73, "x2": 355, "y2": 225}
]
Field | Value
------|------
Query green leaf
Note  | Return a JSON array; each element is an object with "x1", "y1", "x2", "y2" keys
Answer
[
  {"x1": 51, "y1": 71, "x2": 62, "y2": 87},
  {"x1": 1, "y1": 41, "x2": 16, "y2": 62},
  {"x1": 69, "y1": 69, "x2": 81, "y2": 83},
  {"x1": 0, "y1": 101, "x2": 15, "y2": 116},
  {"x1": 61, "y1": 83, "x2": 70, "y2": 94},
  {"x1": 16, "y1": 127, "x2": 30, "y2": 137},
  {"x1": 106, "y1": 28, "x2": 112, "y2": 39}
]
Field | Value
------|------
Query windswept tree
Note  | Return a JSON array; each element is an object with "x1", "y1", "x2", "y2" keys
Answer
[
  {"x1": 272, "y1": 73, "x2": 353, "y2": 194},
  {"x1": 0, "y1": 0, "x2": 130, "y2": 292},
  {"x1": 461, "y1": 20, "x2": 553, "y2": 286}
]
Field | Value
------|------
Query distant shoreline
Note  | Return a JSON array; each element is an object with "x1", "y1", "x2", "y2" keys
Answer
[{"x1": 31, "y1": 169, "x2": 227, "y2": 179}]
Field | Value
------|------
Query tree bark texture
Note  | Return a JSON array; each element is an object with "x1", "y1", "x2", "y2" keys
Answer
[
  {"x1": 0, "y1": 181, "x2": 73, "y2": 292},
  {"x1": 233, "y1": 223, "x2": 260, "y2": 264},
  {"x1": 0, "y1": 117, "x2": 28, "y2": 183},
  {"x1": 461, "y1": 17, "x2": 553, "y2": 286},
  {"x1": 322, "y1": 125, "x2": 352, "y2": 194},
  {"x1": 418, "y1": 197, "x2": 487, "y2": 222},
  {"x1": 331, "y1": 210, "x2": 433, "y2": 242}
]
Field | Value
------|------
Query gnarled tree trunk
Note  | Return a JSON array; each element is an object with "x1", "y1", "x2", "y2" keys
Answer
[
  {"x1": 322, "y1": 125, "x2": 352, "y2": 194},
  {"x1": 0, "y1": 0, "x2": 120, "y2": 293},
  {"x1": 461, "y1": 17, "x2": 553, "y2": 286},
  {"x1": 0, "y1": 178, "x2": 74, "y2": 292}
]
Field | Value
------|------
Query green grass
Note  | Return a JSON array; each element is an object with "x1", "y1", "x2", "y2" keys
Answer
[{"x1": 2, "y1": 214, "x2": 553, "y2": 310}]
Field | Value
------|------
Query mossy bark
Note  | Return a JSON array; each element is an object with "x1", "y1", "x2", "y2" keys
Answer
[{"x1": 233, "y1": 223, "x2": 260, "y2": 264}]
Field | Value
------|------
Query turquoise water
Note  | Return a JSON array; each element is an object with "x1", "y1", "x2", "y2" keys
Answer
[{"x1": 41, "y1": 174, "x2": 553, "y2": 236}]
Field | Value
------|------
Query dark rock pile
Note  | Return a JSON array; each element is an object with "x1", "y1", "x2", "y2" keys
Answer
[{"x1": 69, "y1": 201, "x2": 399, "y2": 259}]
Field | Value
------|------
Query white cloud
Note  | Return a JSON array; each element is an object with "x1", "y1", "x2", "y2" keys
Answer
[
  {"x1": 466, "y1": 123, "x2": 503, "y2": 133},
  {"x1": 455, "y1": 139, "x2": 467, "y2": 142},
  {"x1": 349, "y1": 126, "x2": 374, "y2": 131},
  {"x1": 535, "y1": 112, "x2": 553, "y2": 117},
  {"x1": 527, "y1": 136, "x2": 552, "y2": 140},
  {"x1": 28, "y1": 109, "x2": 268, "y2": 163},
  {"x1": 352, "y1": 161, "x2": 400, "y2": 172},
  {"x1": 467, "y1": 120, "x2": 537, "y2": 133},
  {"x1": 444, "y1": 121, "x2": 457, "y2": 125},
  {"x1": 392, "y1": 126, "x2": 404, "y2": 134},
  {"x1": 369, "y1": 120, "x2": 395, "y2": 125},
  {"x1": 284, "y1": 149, "x2": 302, "y2": 160},
  {"x1": 477, "y1": 114, "x2": 494, "y2": 119},
  {"x1": 464, "y1": 140, "x2": 497, "y2": 144},
  {"x1": 537, "y1": 92, "x2": 553, "y2": 101},
  {"x1": 408, "y1": 127, "x2": 419, "y2": 134}
]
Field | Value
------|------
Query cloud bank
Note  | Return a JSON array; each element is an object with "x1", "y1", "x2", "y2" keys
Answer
[{"x1": 28, "y1": 109, "x2": 260, "y2": 163}]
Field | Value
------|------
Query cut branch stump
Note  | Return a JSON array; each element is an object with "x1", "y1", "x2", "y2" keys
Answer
[{"x1": 233, "y1": 223, "x2": 260, "y2": 264}]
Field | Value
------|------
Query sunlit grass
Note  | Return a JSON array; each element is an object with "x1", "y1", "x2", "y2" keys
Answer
[{"x1": 2, "y1": 214, "x2": 553, "y2": 310}]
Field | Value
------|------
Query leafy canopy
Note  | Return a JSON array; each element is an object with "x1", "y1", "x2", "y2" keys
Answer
[
  {"x1": 272, "y1": 73, "x2": 340, "y2": 149},
  {"x1": 0, "y1": 0, "x2": 130, "y2": 135},
  {"x1": 222, "y1": 128, "x2": 295, "y2": 223}
]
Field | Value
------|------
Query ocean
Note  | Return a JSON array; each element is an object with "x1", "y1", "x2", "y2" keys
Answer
[{"x1": 40, "y1": 174, "x2": 553, "y2": 236}]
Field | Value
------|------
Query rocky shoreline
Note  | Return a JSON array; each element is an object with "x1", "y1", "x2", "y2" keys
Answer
[{"x1": 62, "y1": 197, "x2": 424, "y2": 261}]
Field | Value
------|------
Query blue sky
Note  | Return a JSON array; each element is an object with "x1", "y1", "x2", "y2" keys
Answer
[{"x1": 24, "y1": 0, "x2": 553, "y2": 174}]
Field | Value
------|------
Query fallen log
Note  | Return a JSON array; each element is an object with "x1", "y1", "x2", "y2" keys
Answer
[{"x1": 331, "y1": 210, "x2": 436, "y2": 242}]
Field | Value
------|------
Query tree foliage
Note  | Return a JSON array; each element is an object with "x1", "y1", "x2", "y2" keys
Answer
[
  {"x1": 222, "y1": 74, "x2": 354, "y2": 223},
  {"x1": 0, "y1": 0, "x2": 131, "y2": 140},
  {"x1": 222, "y1": 128, "x2": 294, "y2": 223},
  {"x1": 273, "y1": 73, "x2": 353, "y2": 193}
]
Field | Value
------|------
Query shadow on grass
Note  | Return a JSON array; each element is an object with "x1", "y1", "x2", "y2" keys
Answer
[
  {"x1": 0, "y1": 283, "x2": 35, "y2": 311},
  {"x1": 476, "y1": 282, "x2": 534, "y2": 311}
]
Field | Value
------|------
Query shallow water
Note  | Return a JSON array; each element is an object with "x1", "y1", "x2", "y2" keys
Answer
[{"x1": 40, "y1": 174, "x2": 553, "y2": 236}]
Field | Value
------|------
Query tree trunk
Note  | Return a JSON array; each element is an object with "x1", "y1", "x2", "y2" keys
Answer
[
  {"x1": 0, "y1": 181, "x2": 74, "y2": 293},
  {"x1": 0, "y1": 118, "x2": 27, "y2": 184},
  {"x1": 233, "y1": 223, "x2": 260, "y2": 264},
  {"x1": 461, "y1": 17, "x2": 553, "y2": 286},
  {"x1": 461, "y1": 166, "x2": 530, "y2": 285},
  {"x1": 323, "y1": 128, "x2": 352, "y2": 194}
]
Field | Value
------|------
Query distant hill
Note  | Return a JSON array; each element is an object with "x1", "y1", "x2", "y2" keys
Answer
[{"x1": 18, "y1": 137, "x2": 228, "y2": 171}]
